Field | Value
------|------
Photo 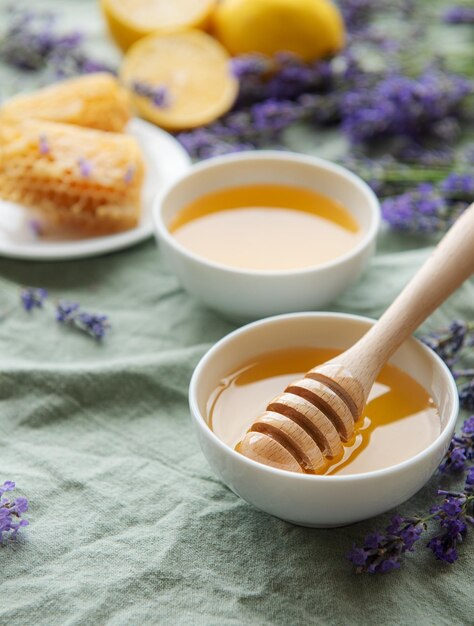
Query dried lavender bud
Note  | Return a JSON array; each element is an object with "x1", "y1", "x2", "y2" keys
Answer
[
  {"x1": 421, "y1": 321, "x2": 474, "y2": 413},
  {"x1": 38, "y1": 134, "x2": 50, "y2": 155},
  {"x1": 347, "y1": 514, "x2": 425, "y2": 573},
  {"x1": 78, "y1": 157, "x2": 92, "y2": 178},
  {"x1": 427, "y1": 491, "x2": 473, "y2": 563},
  {"x1": 130, "y1": 81, "x2": 169, "y2": 107},
  {"x1": 442, "y1": 6, "x2": 474, "y2": 24},
  {"x1": 421, "y1": 320, "x2": 471, "y2": 366},
  {"x1": 27, "y1": 219, "x2": 43, "y2": 239},
  {"x1": 21, "y1": 287, "x2": 48, "y2": 312},
  {"x1": 439, "y1": 415, "x2": 474, "y2": 473},
  {"x1": 123, "y1": 166, "x2": 135, "y2": 184},
  {"x1": 0, "y1": 481, "x2": 29, "y2": 544},
  {"x1": 56, "y1": 301, "x2": 110, "y2": 340}
]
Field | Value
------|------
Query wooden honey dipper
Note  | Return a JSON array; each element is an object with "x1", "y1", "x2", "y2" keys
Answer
[{"x1": 239, "y1": 201, "x2": 474, "y2": 474}]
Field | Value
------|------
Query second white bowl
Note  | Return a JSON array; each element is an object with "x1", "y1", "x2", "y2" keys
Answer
[
  {"x1": 189, "y1": 313, "x2": 459, "y2": 527},
  {"x1": 153, "y1": 151, "x2": 380, "y2": 320}
]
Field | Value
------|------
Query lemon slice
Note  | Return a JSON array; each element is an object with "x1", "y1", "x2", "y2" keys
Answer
[
  {"x1": 121, "y1": 30, "x2": 239, "y2": 130},
  {"x1": 101, "y1": 0, "x2": 217, "y2": 51}
]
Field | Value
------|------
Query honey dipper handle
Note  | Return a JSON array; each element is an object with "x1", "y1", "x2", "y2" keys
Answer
[{"x1": 338, "y1": 202, "x2": 474, "y2": 392}]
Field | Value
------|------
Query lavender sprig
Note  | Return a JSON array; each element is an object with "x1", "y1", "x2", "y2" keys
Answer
[
  {"x1": 348, "y1": 442, "x2": 474, "y2": 573},
  {"x1": 56, "y1": 301, "x2": 110, "y2": 341},
  {"x1": 439, "y1": 416, "x2": 474, "y2": 474},
  {"x1": 0, "y1": 7, "x2": 115, "y2": 78},
  {"x1": 381, "y1": 174, "x2": 474, "y2": 234},
  {"x1": 421, "y1": 321, "x2": 474, "y2": 411},
  {"x1": 347, "y1": 514, "x2": 426, "y2": 573},
  {"x1": 130, "y1": 81, "x2": 169, "y2": 108},
  {"x1": 2, "y1": 279, "x2": 111, "y2": 343},
  {"x1": 0, "y1": 481, "x2": 29, "y2": 545},
  {"x1": 20, "y1": 287, "x2": 48, "y2": 312},
  {"x1": 421, "y1": 320, "x2": 474, "y2": 368},
  {"x1": 178, "y1": 98, "x2": 303, "y2": 159},
  {"x1": 442, "y1": 6, "x2": 474, "y2": 24},
  {"x1": 179, "y1": 50, "x2": 474, "y2": 165},
  {"x1": 427, "y1": 483, "x2": 474, "y2": 563},
  {"x1": 341, "y1": 68, "x2": 473, "y2": 147}
]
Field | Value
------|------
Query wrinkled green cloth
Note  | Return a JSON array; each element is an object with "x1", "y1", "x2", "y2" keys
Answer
[{"x1": 1, "y1": 2, "x2": 473, "y2": 625}]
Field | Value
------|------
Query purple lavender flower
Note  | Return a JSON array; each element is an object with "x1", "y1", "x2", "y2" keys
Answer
[
  {"x1": 381, "y1": 184, "x2": 448, "y2": 233},
  {"x1": 439, "y1": 443, "x2": 469, "y2": 473},
  {"x1": 397, "y1": 144, "x2": 455, "y2": 167},
  {"x1": 466, "y1": 467, "x2": 474, "y2": 489},
  {"x1": 421, "y1": 322, "x2": 474, "y2": 414},
  {"x1": 427, "y1": 494, "x2": 470, "y2": 563},
  {"x1": 177, "y1": 96, "x2": 303, "y2": 160},
  {"x1": 421, "y1": 320, "x2": 471, "y2": 366},
  {"x1": 231, "y1": 50, "x2": 337, "y2": 108},
  {"x1": 459, "y1": 380, "x2": 474, "y2": 411},
  {"x1": 78, "y1": 157, "x2": 92, "y2": 178},
  {"x1": 340, "y1": 0, "x2": 378, "y2": 32},
  {"x1": 38, "y1": 134, "x2": 50, "y2": 155},
  {"x1": 381, "y1": 172, "x2": 473, "y2": 234},
  {"x1": 347, "y1": 515, "x2": 425, "y2": 573},
  {"x1": 462, "y1": 415, "x2": 474, "y2": 435},
  {"x1": 21, "y1": 287, "x2": 48, "y2": 312},
  {"x1": 0, "y1": 7, "x2": 115, "y2": 76},
  {"x1": 177, "y1": 127, "x2": 255, "y2": 159},
  {"x1": 124, "y1": 166, "x2": 135, "y2": 184},
  {"x1": 265, "y1": 54, "x2": 326, "y2": 100},
  {"x1": 56, "y1": 301, "x2": 110, "y2": 340},
  {"x1": 440, "y1": 173, "x2": 474, "y2": 199},
  {"x1": 0, "y1": 481, "x2": 15, "y2": 496},
  {"x1": 442, "y1": 6, "x2": 474, "y2": 24},
  {"x1": 348, "y1": 490, "x2": 474, "y2": 572},
  {"x1": 251, "y1": 99, "x2": 300, "y2": 133},
  {"x1": 348, "y1": 413, "x2": 474, "y2": 573},
  {"x1": 0, "y1": 481, "x2": 29, "y2": 544},
  {"x1": 130, "y1": 81, "x2": 169, "y2": 108},
  {"x1": 341, "y1": 68, "x2": 473, "y2": 147},
  {"x1": 230, "y1": 54, "x2": 270, "y2": 80}
]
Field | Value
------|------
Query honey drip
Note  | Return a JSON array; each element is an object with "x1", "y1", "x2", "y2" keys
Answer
[
  {"x1": 208, "y1": 347, "x2": 440, "y2": 476},
  {"x1": 169, "y1": 184, "x2": 360, "y2": 271}
]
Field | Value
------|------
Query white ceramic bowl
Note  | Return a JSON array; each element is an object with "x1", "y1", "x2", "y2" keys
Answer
[
  {"x1": 153, "y1": 152, "x2": 380, "y2": 320},
  {"x1": 189, "y1": 313, "x2": 459, "y2": 527}
]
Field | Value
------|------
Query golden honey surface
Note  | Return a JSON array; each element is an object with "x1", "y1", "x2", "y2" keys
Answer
[
  {"x1": 208, "y1": 347, "x2": 440, "y2": 475},
  {"x1": 169, "y1": 184, "x2": 361, "y2": 271}
]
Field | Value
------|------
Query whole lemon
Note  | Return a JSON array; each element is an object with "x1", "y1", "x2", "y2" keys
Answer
[{"x1": 212, "y1": 0, "x2": 345, "y2": 61}]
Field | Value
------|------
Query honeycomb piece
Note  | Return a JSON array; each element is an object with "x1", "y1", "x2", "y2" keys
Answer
[
  {"x1": 0, "y1": 119, "x2": 144, "y2": 235},
  {"x1": 0, "y1": 73, "x2": 131, "y2": 132}
]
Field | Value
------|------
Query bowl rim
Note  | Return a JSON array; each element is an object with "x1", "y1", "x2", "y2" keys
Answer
[
  {"x1": 189, "y1": 311, "x2": 459, "y2": 482},
  {"x1": 153, "y1": 150, "x2": 381, "y2": 278}
]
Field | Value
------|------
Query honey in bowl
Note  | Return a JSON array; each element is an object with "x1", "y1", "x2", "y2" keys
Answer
[
  {"x1": 208, "y1": 347, "x2": 440, "y2": 475},
  {"x1": 169, "y1": 184, "x2": 361, "y2": 271}
]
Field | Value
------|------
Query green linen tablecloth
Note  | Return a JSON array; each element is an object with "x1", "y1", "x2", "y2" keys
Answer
[{"x1": 1, "y1": 2, "x2": 473, "y2": 625}]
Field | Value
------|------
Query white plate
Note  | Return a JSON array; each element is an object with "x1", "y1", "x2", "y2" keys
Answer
[{"x1": 0, "y1": 118, "x2": 191, "y2": 261}]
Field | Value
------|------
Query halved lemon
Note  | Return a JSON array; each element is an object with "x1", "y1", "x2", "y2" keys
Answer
[
  {"x1": 121, "y1": 30, "x2": 239, "y2": 130},
  {"x1": 101, "y1": 0, "x2": 217, "y2": 52}
]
